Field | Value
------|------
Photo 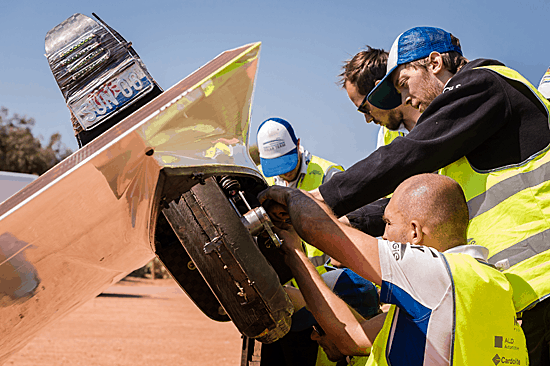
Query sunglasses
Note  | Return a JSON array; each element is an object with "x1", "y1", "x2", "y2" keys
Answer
[
  {"x1": 312, "y1": 324, "x2": 326, "y2": 337},
  {"x1": 357, "y1": 95, "x2": 374, "y2": 123}
]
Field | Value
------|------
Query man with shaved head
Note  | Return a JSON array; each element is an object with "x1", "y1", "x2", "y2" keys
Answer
[
  {"x1": 259, "y1": 174, "x2": 527, "y2": 365},
  {"x1": 385, "y1": 175, "x2": 469, "y2": 251}
]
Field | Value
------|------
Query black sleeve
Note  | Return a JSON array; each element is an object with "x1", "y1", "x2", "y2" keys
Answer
[
  {"x1": 345, "y1": 198, "x2": 389, "y2": 237},
  {"x1": 319, "y1": 66, "x2": 512, "y2": 216}
]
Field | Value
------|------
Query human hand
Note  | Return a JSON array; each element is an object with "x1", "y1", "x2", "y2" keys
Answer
[
  {"x1": 258, "y1": 186, "x2": 293, "y2": 206},
  {"x1": 258, "y1": 186, "x2": 294, "y2": 229},
  {"x1": 261, "y1": 199, "x2": 291, "y2": 230}
]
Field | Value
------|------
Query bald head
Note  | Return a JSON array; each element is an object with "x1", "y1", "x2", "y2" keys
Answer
[{"x1": 386, "y1": 174, "x2": 469, "y2": 250}]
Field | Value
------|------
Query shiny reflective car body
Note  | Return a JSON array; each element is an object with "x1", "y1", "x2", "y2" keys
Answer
[{"x1": 0, "y1": 36, "x2": 293, "y2": 363}]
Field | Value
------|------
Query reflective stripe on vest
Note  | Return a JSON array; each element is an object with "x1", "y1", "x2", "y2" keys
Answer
[
  {"x1": 367, "y1": 255, "x2": 528, "y2": 365},
  {"x1": 438, "y1": 65, "x2": 550, "y2": 312}
]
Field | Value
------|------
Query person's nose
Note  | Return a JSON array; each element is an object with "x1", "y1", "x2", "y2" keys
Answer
[
  {"x1": 311, "y1": 329, "x2": 320, "y2": 341},
  {"x1": 382, "y1": 226, "x2": 388, "y2": 241},
  {"x1": 364, "y1": 113, "x2": 374, "y2": 124},
  {"x1": 401, "y1": 90, "x2": 411, "y2": 106}
]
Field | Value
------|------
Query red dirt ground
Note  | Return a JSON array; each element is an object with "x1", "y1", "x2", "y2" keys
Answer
[{"x1": 4, "y1": 277, "x2": 243, "y2": 366}]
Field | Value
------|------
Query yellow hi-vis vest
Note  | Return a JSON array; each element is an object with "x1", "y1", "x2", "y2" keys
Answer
[
  {"x1": 367, "y1": 253, "x2": 528, "y2": 366},
  {"x1": 438, "y1": 65, "x2": 550, "y2": 313},
  {"x1": 314, "y1": 347, "x2": 368, "y2": 366},
  {"x1": 297, "y1": 156, "x2": 344, "y2": 275},
  {"x1": 258, "y1": 156, "x2": 344, "y2": 275},
  {"x1": 381, "y1": 127, "x2": 405, "y2": 146}
]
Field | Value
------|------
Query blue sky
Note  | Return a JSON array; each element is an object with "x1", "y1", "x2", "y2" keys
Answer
[{"x1": 1, "y1": 0, "x2": 550, "y2": 169}]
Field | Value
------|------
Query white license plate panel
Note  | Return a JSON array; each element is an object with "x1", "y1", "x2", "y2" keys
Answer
[{"x1": 70, "y1": 62, "x2": 153, "y2": 130}]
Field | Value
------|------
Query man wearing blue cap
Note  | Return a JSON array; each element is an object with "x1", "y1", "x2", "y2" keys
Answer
[
  {"x1": 257, "y1": 117, "x2": 344, "y2": 272},
  {"x1": 257, "y1": 117, "x2": 344, "y2": 191},
  {"x1": 285, "y1": 268, "x2": 380, "y2": 366},
  {"x1": 260, "y1": 173, "x2": 528, "y2": 365},
  {"x1": 312, "y1": 27, "x2": 550, "y2": 364}
]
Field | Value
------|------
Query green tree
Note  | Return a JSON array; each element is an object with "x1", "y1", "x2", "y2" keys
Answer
[{"x1": 0, "y1": 107, "x2": 72, "y2": 175}]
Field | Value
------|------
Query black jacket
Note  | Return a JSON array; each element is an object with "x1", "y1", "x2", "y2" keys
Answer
[{"x1": 323, "y1": 59, "x2": 550, "y2": 223}]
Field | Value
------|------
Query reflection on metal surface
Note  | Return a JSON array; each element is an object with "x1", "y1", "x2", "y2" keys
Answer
[
  {"x1": 0, "y1": 172, "x2": 38, "y2": 203},
  {"x1": 0, "y1": 233, "x2": 40, "y2": 299},
  {"x1": 140, "y1": 45, "x2": 259, "y2": 170},
  {"x1": 240, "y1": 207, "x2": 282, "y2": 249},
  {"x1": 0, "y1": 42, "x2": 262, "y2": 363}
]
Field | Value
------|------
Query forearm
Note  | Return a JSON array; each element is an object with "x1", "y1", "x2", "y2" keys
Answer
[
  {"x1": 287, "y1": 190, "x2": 381, "y2": 285},
  {"x1": 284, "y1": 286, "x2": 308, "y2": 311},
  {"x1": 285, "y1": 189, "x2": 339, "y2": 245},
  {"x1": 286, "y1": 249, "x2": 374, "y2": 354},
  {"x1": 285, "y1": 190, "x2": 382, "y2": 284}
]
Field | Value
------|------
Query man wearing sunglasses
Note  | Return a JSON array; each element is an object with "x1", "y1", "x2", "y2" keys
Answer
[
  {"x1": 337, "y1": 47, "x2": 420, "y2": 236},
  {"x1": 339, "y1": 47, "x2": 420, "y2": 147},
  {"x1": 259, "y1": 173, "x2": 528, "y2": 365}
]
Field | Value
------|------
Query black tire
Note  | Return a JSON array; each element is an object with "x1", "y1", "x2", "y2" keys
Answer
[
  {"x1": 162, "y1": 177, "x2": 293, "y2": 343},
  {"x1": 154, "y1": 213, "x2": 230, "y2": 322}
]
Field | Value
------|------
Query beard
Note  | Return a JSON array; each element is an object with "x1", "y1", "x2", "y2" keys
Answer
[
  {"x1": 384, "y1": 109, "x2": 404, "y2": 131},
  {"x1": 417, "y1": 71, "x2": 443, "y2": 112}
]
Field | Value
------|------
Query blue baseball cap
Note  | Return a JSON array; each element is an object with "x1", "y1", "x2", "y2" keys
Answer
[
  {"x1": 257, "y1": 118, "x2": 299, "y2": 177},
  {"x1": 291, "y1": 268, "x2": 380, "y2": 332},
  {"x1": 368, "y1": 26, "x2": 463, "y2": 110}
]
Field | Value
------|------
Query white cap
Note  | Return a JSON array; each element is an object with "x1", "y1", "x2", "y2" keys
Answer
[
  {"x1": 256, "y1": 118, "x2": 299, "y2": 177},
  {"x1": 538, "y1": 67, "x2": 550, "y2": 99}
]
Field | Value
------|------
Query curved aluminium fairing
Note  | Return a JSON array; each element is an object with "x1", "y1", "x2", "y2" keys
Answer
[{"x1": 0, "y1": 42, "x2": 262, "y2": 364}]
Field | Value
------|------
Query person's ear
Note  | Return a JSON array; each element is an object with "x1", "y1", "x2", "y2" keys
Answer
[
  {"x1": 428, "y1": 52, "x2": 444, "y2": 73},
  {"x1": 428, "y1": 51, "x2": 444, "y2": 75},
  {"x1": 409, "y1": 220, "x2": 424, "y2": 245},
  {"x1": 296, "y1": 138, "x2": 300, "y2": 150}
]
